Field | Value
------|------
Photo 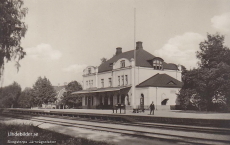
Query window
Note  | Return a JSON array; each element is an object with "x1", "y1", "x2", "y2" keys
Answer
[
  {"x1": 120, "y1": 60, "x2": 125, "y2": 68},
  {"x1": 101, "y1": 79, "x2": 104, "y2": 88},
  {"x1": 167, "y1": 81, "x2": 175, "y2": 85},
  {"x1": 125, "y1": 75, "x2": 128, "y2": 85},
  {"x1": 153, "y1": 59, "x2": 163, "y2": 70},
  {"x1": 121, "y1": 75, "x2": 124, "y2": 86},
  {"x1": 88, "y1": 68, "x2": 91, "y2": 74},
  {"x1": 109, "y1": 78, "x2": 112, "y2": 87},
  {"x1": 118, "y1": 76, "x2": 120, "y2": 86},
  {"x1": 89, "y1": 80, "x2": 93, "y2": 88},
  {"x1": 86, "y1": 81, "x2": 88, "y2": 88}
]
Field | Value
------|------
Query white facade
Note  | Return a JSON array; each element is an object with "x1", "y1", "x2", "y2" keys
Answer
[{"x1": 76, "y1": 41, "x2": 182, "y2": 110}]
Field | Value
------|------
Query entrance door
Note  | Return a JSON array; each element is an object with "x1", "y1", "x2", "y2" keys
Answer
[
  {"x1": 104, "y1": 96, "x2": 108, "y2": 106},
  {"x1": 140, "y1": 94, "x2": 144, "y2": 110},
  {"x1": 121, "y1": 95, "x2": 125, "y2": 105},
  {"x1": 88, "y1": 96, "x2": 91, "y2": 109}
]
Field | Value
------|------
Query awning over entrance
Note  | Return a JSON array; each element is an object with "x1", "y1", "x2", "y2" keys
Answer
[{"x1": 72, "y1": 85, "x2": 131, "y2": 95}]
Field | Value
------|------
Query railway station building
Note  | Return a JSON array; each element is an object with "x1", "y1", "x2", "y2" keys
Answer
[{"x1": 72, "y1": 41, "x2": 183, "y2": 110}]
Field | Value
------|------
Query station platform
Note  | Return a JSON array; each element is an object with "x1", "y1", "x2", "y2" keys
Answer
[
  {"x1": 3, "y1": 108, "x2": 230, "y2": 128},
  {"x1": 30, "y1": 108, "x2": 230, "y2": 120}
]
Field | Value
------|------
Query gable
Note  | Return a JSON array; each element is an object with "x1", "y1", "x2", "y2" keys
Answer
[{"x1": 136, "y1": 73, "x2": 183, "y2": 88}]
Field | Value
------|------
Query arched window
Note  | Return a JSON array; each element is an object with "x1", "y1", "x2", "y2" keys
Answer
[
  {"x1": 140, "y1": 94, "x2": 144, "y2": 110},
  {"x1": 153, "y1": 59, "x2": 163, "y2": 70},
  {"x1": 161, "y1": 99, "x2": 169, "y2": 105},
  {"x1": 88, "y1": 68, "x2": 91, "y2": 74}
]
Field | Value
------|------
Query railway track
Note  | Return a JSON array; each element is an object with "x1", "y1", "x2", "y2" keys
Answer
[
  {"x1": 3, "y1": 109, "x2": 230, "y2": 135},
  {"x1": 1, "y1": 112, "x2": 230, "y2": 145}
]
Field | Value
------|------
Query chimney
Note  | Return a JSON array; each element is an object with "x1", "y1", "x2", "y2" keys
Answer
[
  {"x1": 136, "y1": 41, "x2": 143, "y2": 50},
  {"x1": 116, "y1": 47, "x2": 122, "y2": 55}
]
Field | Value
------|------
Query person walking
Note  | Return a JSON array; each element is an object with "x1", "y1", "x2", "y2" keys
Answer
[{"x1": 150, "y1": 101, "x2": 155, "y2": 115}]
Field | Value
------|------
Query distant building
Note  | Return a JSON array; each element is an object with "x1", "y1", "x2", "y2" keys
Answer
[
  {"x1": 73, "y1": 41, "x2": 183, "y2": 110},
  {"x1": 41, "y1": 85, "x2": 66, "y2": 109},
  {"x1": 53, "y1": 85, "x2": 66, "y2": 108}
]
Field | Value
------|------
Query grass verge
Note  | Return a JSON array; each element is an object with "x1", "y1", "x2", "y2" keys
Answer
[{"x1": 0, "y1": 122, "x2": 111, "y2": 145}]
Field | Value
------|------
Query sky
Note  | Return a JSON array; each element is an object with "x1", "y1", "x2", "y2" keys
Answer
[{"x1": 3, "y1": 0, "x2": 230, "y2": 89}]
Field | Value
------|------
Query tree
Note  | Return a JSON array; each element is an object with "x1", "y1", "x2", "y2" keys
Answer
[
  {"x1": 196, "y1": 33, "x2": 230, "y2": 111},
  {"x1": 177, "y1": 68, "x2": 202, "y2": 110},
  {"x1": 61, "y1": 81, "x2": 82, "y2": 108},
  {"x1": 65, "y1": 81, "x2": 82, "y2": 93},
  {"x1": 0, "y1": 81, "x2": 21, "y2": 108},
  {"x1": 31, "y1": 77, "x2": 57, "y2": 107},
  {"x1": 197, "y1": 34, "x2": 230, "y2": 68},
  {"x1": 0, "y1": 0, "x2": 28, "y2": 81},
  {"x1": 17, "y1": 87, "x2": 33, "y2": 108},
  {"x1": 178, "y1": 33, "x2": 230, "y2": 111}
]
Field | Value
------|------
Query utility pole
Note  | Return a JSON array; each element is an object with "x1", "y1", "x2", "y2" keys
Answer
[{"x1": 133, "y1": 8, "x2": 136, "y2": 109}]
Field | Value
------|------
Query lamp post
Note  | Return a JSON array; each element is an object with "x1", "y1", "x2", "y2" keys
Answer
[{"x1": 156, "y1": 87, "x2": 158, "y2": 110}]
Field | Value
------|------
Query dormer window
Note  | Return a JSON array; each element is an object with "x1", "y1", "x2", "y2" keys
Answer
[
  {"x1": 153, "y1": 59, "x2": 163, "y2": 70},
  {"x1": 88, "y1": 68, "x2": 91, "y2": 74},
  {"x1": 120, "y1": 60, "x2": 125, "y2": 68}
]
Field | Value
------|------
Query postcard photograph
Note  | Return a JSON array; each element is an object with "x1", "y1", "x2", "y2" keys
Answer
[{"x1": 0, "y1": 0, "x2": 230, "y2": 145}]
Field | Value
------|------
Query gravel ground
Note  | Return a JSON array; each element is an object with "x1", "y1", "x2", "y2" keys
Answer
[{"x1": 0, "y1": 116, "x2": 177, "y2": 145}]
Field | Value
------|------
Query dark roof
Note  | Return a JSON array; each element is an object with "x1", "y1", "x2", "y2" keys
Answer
[
  {"x1": 98, "y1": 48, "x2": 178, "y2": 73},
  {"x1": 72, "y1": 85, "x2": 131, "y2": 95},
  {"x1": 53, "y1": 86, "x2": 65, "y2": 92},
  {"x1": 136, "y1": 73, "x2": 183, "y2": 88}
]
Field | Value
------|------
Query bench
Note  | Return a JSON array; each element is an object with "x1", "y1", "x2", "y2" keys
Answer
[
  {"x1": 133, "y1": 108, "x2": 145, "y2": 113},
  {"x1": 113, "y1": 104, "x2": 126, "y2": 114}
]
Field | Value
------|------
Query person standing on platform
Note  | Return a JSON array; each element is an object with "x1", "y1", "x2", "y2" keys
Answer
[{"x1": 150, "y1": 101, "x2": 155, "y2": 115}]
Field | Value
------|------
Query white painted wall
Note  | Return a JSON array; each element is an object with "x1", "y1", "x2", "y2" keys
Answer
[
  {"x1": 113, "y1": 58, "x2": 131, "y2": 69},
  {"x1": 134, "y1": 87, "x2": 180, "y2": 109},
  {"x1": 113, "y1": 68, "x2": 132, "y2": 87},
  {"x1": 136, "y1": 67, "x2": 181, "y2": 85},
  {"x1": 83, "y1": 66, "x2": 96, "y2": 75},
  {"x1": 81, "y1": 56, "x2": 182, "y2": 109},
  {"x1": 83, "y1": 75, "x2": 96, "y2": 89},
  {"x1": 135, "y1": 88, "x2": 149, "y2": 108},
  {"x1": 97, "y1": 72, "x2": 112, "y2": 88},
  {"x1": 148, "y1": 87, "x2": 180, "y2": 106}
]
